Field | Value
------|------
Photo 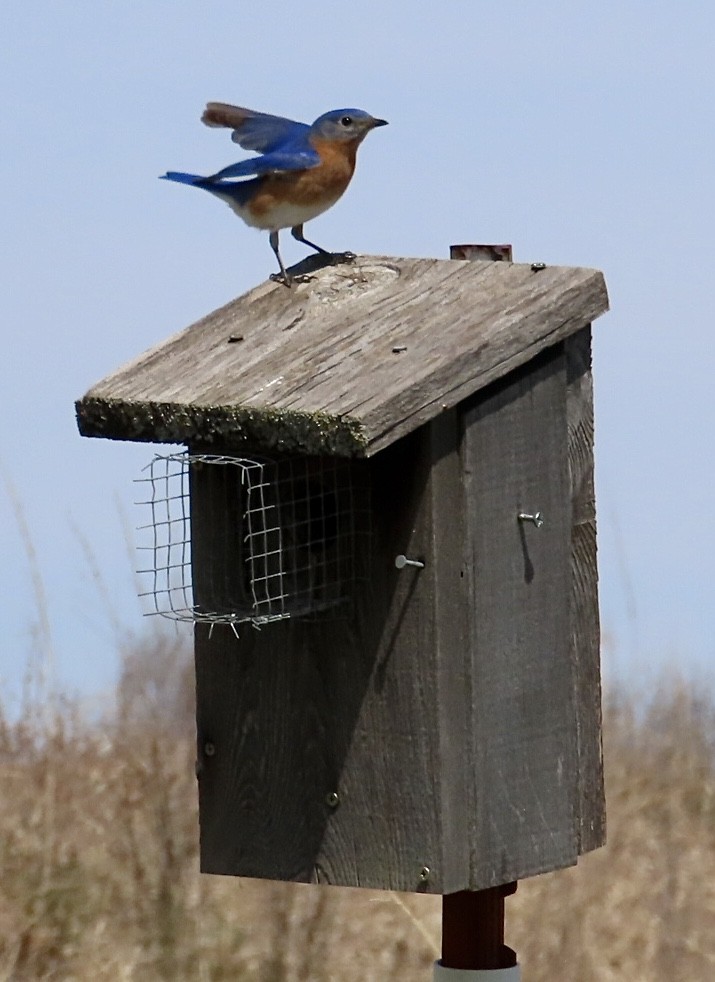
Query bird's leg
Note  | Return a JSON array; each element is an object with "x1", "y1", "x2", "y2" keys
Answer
[
  {"x1": 268, "y1": 230, "x2": 292, "y2": 287},
  {"x1": 291, "y1": 224, "x2": 331, "y2": 256},
  {"x1": 291, "y1": 224, "x2": 356, "y2": 264}
]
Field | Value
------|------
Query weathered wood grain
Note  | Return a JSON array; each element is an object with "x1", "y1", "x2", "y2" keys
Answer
[
  {"x1": 460, "y1": 345, "x2": 580, "y2": 884},
  {"x1": 76, "y1": 257, "x2": 608, "y2": 457},
  {"x1": 565, "y1": 327, "x2": 606, "y2": 852}
]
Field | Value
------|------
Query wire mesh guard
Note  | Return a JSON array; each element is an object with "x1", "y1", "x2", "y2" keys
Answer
[{"x1": 135, "y1": 452, "x2": 370, "y2": 628}]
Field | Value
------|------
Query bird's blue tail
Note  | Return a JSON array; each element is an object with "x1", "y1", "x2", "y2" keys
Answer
[
  {"x1": 161, "y1": 171, "x2": 208, "y2": 187},
  {"x1": 160, "y1": 171, "x2": 258, "y2": 207}
]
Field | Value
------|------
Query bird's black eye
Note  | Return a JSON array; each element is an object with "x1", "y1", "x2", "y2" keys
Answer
[{"x1": 340, "y1": 116, "x2": 353, "y2": 127}]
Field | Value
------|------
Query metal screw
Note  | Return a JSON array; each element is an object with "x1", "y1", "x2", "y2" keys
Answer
[
  {"x1": 395, "y1": 555, "x2": 425, "y2": 570},
  {"x1": 419, "y1": 866, "x2": 431, "y2": 882},
  {"x1": 326, "y1": 791, "x2": 340, "y2": 809},
  {"x1": 204, "y1": 742, "x2": 216, "y2": 757},
  {"x1": 531, "y1": 262, "x2": 546, "y2": 271},
  {"x1": 392, "y1": 344, "x2": 407, "y2": 354},
  {"x1": 518, "y1": 511, "x2": 544, "y2": 528}
]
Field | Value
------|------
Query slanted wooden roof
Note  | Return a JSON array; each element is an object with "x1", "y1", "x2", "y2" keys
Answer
[{"x1": 76, "y1": 255, "x2": 608, "y2": 457}]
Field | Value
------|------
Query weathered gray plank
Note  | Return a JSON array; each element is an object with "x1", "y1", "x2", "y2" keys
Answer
[
  {"x1": 316, "y1": 429, "x2": 444, "y2": 890},
  {"x1": 565, "y1": 327, "x2": 606, "y2": 852},
  {"x1": 76, "y1": 257, "x2": 609, "y2": 456},
  {"x1": 460, "y1": 345, "x2": 580, "y2": 884},
  {"x1": 429, "y1": 410, "x2": 473, "y2": 892}
]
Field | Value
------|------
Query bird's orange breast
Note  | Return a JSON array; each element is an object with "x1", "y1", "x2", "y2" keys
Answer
[{"x1": 248, "y1": 138, "x2": 359, "y2": 220}]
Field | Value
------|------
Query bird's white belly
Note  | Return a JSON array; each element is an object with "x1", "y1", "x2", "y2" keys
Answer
[{"x1": 226, "y1": 196, "x2": 338, "y2": 231}]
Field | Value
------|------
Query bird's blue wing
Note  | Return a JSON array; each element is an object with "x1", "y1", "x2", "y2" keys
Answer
[
  {"x1": 201, "y1": 102, "x2": 310, "y2": 153},
  {"x1": 208, "y1": 145, "x2": 321, "y2": 181}
]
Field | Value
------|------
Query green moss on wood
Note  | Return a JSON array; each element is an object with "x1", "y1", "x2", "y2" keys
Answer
[{"x1": 75, "y1": 397, "x2": 368, "y2": 458}]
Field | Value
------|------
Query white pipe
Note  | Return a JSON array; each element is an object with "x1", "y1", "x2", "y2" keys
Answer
[{"x1": 433, "y1": 960, "x2": 521, "y2": 981}]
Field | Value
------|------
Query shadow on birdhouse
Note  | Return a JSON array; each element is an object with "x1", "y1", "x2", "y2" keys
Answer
[{"x1": 77, "y1": 251, "x2": 609, "y2": 898}]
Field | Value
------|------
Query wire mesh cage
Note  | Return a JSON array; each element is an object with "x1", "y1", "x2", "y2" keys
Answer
[{"x1": 136, "y1": 452, "x2": 370, "y2": 628}]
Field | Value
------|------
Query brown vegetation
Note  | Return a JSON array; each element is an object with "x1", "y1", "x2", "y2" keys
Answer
[{"x1": 0, "y1": 632, "x2": 713, "y2": 980}]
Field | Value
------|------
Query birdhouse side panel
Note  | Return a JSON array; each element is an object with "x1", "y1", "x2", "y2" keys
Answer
[{"x1": 459, "y1": 344, "x2": 580, "y2": 885}]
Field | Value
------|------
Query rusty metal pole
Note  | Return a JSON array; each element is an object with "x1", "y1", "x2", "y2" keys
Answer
[{"x1": 436, "y1": 884, "x2": 519, "y2": 976}]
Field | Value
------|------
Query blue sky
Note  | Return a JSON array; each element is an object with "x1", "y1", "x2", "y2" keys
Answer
[{"x1": 1, "y1": 2, "x2": 713, "y2": 708}]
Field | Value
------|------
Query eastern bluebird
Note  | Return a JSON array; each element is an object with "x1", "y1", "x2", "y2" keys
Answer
[{"x1": 161, "y1": 103, "x2": 388, "y2": 285}]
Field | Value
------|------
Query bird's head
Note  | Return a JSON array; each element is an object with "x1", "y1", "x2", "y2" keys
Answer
[{"x1": 310, "y1": 109, "x2": 388, "y2": 143}]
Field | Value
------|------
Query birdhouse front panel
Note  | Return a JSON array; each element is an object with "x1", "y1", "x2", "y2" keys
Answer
[{"x1": 193, "y1": 427, "x2": 450, "y2": 891}]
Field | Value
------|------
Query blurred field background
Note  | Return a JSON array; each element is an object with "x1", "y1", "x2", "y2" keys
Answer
[{"x1": 1, "y1": 626, "x2": 713, "y2": 982}]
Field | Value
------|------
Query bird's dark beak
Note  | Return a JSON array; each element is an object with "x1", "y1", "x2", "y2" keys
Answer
[{"x1": 371, "y1": 118, "x2": 388, "y2": 128}]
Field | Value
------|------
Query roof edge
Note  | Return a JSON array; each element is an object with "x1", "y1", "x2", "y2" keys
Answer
[{"x1": 75, "y1": 396, "x2": 368, "y2": 457}]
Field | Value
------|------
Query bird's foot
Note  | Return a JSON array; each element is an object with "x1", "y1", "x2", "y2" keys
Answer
[
  {"x1": 269, "y1": 271, "x2": 291, "y2": 287},
  {"x1": 269, "y1": 271, "x2": 315, "y2": 287}
]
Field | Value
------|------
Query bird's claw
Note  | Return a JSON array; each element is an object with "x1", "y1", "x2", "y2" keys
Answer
[{"x1": 270, "y1": 272, "x2": 314, "y2": 288}]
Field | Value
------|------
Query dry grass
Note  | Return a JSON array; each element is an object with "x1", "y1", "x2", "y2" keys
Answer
[{"x1": 0, "y1": 633, "x2": 713, "y2": 981}]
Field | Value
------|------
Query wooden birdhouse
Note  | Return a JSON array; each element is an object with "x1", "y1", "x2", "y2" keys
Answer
[{"x1": 76, "y1": 251, "x2": 609, "y2": 961}]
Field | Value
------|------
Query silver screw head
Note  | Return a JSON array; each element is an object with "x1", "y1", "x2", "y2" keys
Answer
[
  {"x1": 204, "y1": 742, "x2": 216, "y2": 757},
  {"x1": 395, "y1": 555, "x2": 425, "y2": 570},
  {"x1": 419, "y1": 866, "x2": 431, "y2": 882},
  {"x1": 326, "y1": 791, "x2": 340, "y2": 808},
  {"x1": 518, "y1": 511, "x2": 544, "y2": 528}
]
